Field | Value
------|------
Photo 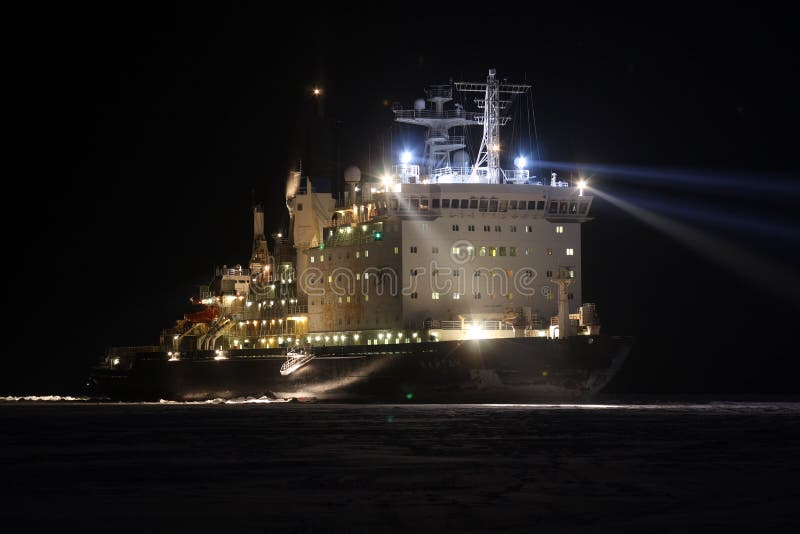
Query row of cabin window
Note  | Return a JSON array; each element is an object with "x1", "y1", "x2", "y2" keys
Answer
[
  {"x1": 410, "y1": 246, "x2": 574, "y2": 256},
  {"x1": 450, "y1": 224, "x2": 553, "y2": 232},
  {"x1": 384, "y1": 197, "x2": 589, "y2": 215},
  {"x1": 401, "y1": 198, "x2": 546, "y2": 211}
]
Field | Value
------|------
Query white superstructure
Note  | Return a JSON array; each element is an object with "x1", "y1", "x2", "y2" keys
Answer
[{"x1": 292, "y1": 69, "x2": 596, "y2": 344}]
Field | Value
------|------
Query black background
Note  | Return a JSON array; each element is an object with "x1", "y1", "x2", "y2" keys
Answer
[{"x1": 5, "y1": 5, "x2": 798, "y2": 396}]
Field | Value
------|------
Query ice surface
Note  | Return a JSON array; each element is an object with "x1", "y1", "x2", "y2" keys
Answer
[{"x1": 1, "y1": 403, "x2": 799, "y2": 532}]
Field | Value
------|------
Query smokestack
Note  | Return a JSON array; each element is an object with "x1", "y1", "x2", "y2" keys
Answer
[{"x1": 253, "y1": 204, "x2": 265, "y2": 240}]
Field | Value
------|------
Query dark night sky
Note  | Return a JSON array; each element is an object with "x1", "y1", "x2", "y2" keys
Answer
[{"x1": 5, "y1": 5, "x2": 798, "y2": 395}]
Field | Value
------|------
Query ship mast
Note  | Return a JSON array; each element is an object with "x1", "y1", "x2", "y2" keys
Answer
[{"x1": 455, "y1": 69, "x2": 530, "y2": 183}]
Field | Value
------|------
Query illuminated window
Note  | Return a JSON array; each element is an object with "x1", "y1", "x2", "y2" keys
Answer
[
  {"x1": 394, "y1": 246, "x2": 399, "y2": 255},
  {"x1": 556, "y1": 225, "x2": 564, "y2": 234},
  {"x1": 452, "y1": 246, "x2": 460, "y2": 255},
  {"x1": 526, "y1": 247, "x2": 533, "y2": 255},
  {"x1": 346, "y1": 296, "x2": 351, "y2": 303},
  {"x1": 546, "y1": 248, "x2": 553, "y2": 255},
  {"x1": 566, "y1": 248, "x2": 574, "y2": 256},
  {"x1": 507, "y1": 293, "x2": 513, "y2": 300},
  {"x1": 338, "y1": 296, "x2": 342, "y2": 304},
  {"x1": 320, "y1": 255, "x2": 324, "y2": 262},
  {"x1": 328, "y1": 275, "x2": 332, "y2": 283},
  {"x1": 365, "y1": 250, "x2": 369, "y2": 257},
  {"x1": 365, "y1": 294, "x2": 369, "y2": 302},
  {"x1": 432, "y1": 292, "x2": 440, "y2": 300},
  {"x1": 525, "y1": 225, "x2": 532, "y2": 232},
  {"x1": 453, "y1": 293, "x2": 460, "y2": 300},
  {"x1": 356, "y1": 273, "x2": 360, "y2": 280},
  {"x1": 310, "y1": 256, "x2": 315, "y2": 263},
  {"x1": 479, "y1": 246, "x2": 487, "y2": 257},
  {"x1": 490, "y1": 247, "x2": 497, "y2": 257},
  {"x1": 355, "y1": 251, "x2": 360, "y2": 259}
]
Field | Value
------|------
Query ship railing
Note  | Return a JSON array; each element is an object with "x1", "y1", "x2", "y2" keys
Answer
[
  {"x1": 391, "y1": 164, "x2": 419, "y2": 183},
  {"x1": 503, "y1": 169, "x2": 530, "y2": 183},
  {"x1": 393, "y1": 109, "x2": 481, "y2": 120},
  {"x1": 435, "y1": 320, "x2": 515, "y2": 331},
  {"x1": 218, "y1": 267, "x2": 252, "y2": 276}
]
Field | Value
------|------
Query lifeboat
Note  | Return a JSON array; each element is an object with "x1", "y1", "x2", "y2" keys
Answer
[{"x1": 183, "y1": 299, "x2": 220, "y2": 323}]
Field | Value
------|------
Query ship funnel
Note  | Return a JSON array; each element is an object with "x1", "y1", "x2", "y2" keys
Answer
[{"x1": 253, "y1": 204, "x2": 265, "y2": 240}]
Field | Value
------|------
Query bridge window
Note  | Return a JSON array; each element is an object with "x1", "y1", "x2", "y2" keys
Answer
[
  {"x1": 441, "y1": 199, "x2": 450, "y2": 208},
  {"x1": 548, "y1": 202, "x2": 558, "y2": 214},
  {"x1": 432, "y1": 198, "x2": 440, "y2": 209},
  {"x1": 489, "y1": 199, "x2": 498, "y2": 212},
  {"x1": 460, "y1": 199, "x2": 469, "y2": 209},
  {"x1": 509, "y1": 200, "x2": 518, "y2": 209},
  {"x1": 537, "y1": 200, "x2": 545, "y2": 210},
  {"x1": 579, "y1": 202, "x2": 588, "y2": 214},
  {"x1": 469, "y1": 198, "x2": 478, "y2": 209},
  {"x1": 499, "y1": 200, "x2": 508, "y2": 212},
  {"x1": 479, "y1": 198, "x2": 488, "y2": 212}
]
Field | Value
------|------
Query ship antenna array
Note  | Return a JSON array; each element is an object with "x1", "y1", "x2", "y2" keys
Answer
[{"x1": 455, "y1": 69, "x2": 530, "y2": 184}]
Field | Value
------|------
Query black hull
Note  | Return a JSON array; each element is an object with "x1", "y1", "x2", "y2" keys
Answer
[{"x1": 90, "y1": 335, "x2": 633, "y2": 403}]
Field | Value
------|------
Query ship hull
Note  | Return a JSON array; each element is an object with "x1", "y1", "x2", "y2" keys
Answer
[{"x1": 90, "y1": 335, "x2": 632, "y2": 402}]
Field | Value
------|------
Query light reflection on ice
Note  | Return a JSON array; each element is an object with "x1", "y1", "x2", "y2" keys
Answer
[{"x1": 0, "y1": 395, "x2": 91, "y2": 402}]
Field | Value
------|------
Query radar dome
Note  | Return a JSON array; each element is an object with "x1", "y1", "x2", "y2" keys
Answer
[
  {"x1": 343, "y1": 165, "x2": 362, "y2": 183},
  {"x1": 414, "y1": 98, "x2": 426, "y2": 110},
  {"x1": 452, "y1": 150, "x2": 470, "y2": 167}
]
